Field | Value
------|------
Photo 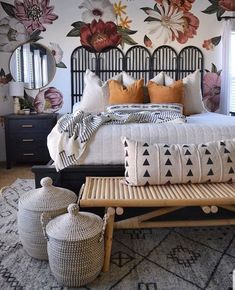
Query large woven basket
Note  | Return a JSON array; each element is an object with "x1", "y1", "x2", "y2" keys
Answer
[
  {"x1": 17, "y1": 177, "x2": 77, "y2": 260},
  {"x1": 44, "y1": 203, "x2": 105, "y2": 287}
]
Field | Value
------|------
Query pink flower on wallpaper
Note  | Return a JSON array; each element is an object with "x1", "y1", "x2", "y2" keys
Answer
[
  {"x1": 173, "y1": 11, "x2": 199, "y2": 44},
  {"x1": 203, "y1": 66, "x2": 221, "y2": 112},
  {"x1": 33, "y1": 87, "x2": 63, "y2": 113},
  {"x1": 219, "y1": 0, "x2": 235, "y2": 11},
  {"x1": 203, "y1": 39, "x2": 214, "y2": 50},
  {"x1": 13, "y1": 0, "x2": 58, "y2": 34},
  {"x1": 80, "y1": 19, "x2": 122, "y2": 52},
  {"x1": 202, "y1": 36, "x2": 221, "y2": 51}
]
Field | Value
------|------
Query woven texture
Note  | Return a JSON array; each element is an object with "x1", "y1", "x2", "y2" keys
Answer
[
  {"x1": 122, "y1": 137, "x2": 235, "y2": 186},
  {"x1": 46, "y1": 204, "x2": 104, "y2": 287},
  {"x1": 17, "y1": 177, "x2": 77, "y2": 260},
  {"x1": 1, "y1": 179, "x2": 235, "y2": 290}
]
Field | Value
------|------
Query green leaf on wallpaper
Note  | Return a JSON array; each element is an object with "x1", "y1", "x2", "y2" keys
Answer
[
  {"x1": 0, "y1": 68, "x2": 5, "y2": 77},
  {"x1": 29, "y1": 30, "x2": 43, "y2": 42},
  {"x1": 217, "y1": 69, "x2": 222, "y2": 76},
  {"x1": 67, "y1": 27, "x2": 80, "y2": 37},
  {"x1": 208, "y1": 0, "x2": 219, "y2": 5},
  {"x1": 144, "y1": 16, "x2": 159, "y2": 22},
  {"x1": 117, "y1": 26, "x2": 137, "y2": 35},
  {"x1": 122, "y1": 34, "x2": 138, "y2": 45},
  {"x1": 140, "y1": 7, "x2": 153, "y2": 13},
  {"x1": 56, "y1": 62, "x2": 67, "y2": 69},
  {"x1": 71, "y1": 21, "x2": 85, "y2": 29},
  {"x1": 0, "y1": 2, "x2": 15, "y2": 17},
  {"x1": 216, "y1": 7, "x2": 225, "y2": 19},
  {"x1": 201, "y1": 4, "x2": 218, "y2": 14},
  {"x1": 153, "y1": 4, "x2": 161, "y2": 14},
  {"x1": 211, "y1": 63, "x2": 217, "y2": 73},
  {"x1": 211, "y1": 36, "x2": 221, "y2": 46}
]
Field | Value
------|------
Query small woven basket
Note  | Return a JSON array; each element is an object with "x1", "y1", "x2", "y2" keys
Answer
[
  {"x1": 43, "y1": 203, "x2": 105, "y2": 287},
  {"x1": 17, "y1": 177, "x2": 77, "y2": 260}
]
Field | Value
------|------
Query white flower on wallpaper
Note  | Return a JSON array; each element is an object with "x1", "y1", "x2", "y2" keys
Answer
[
  {"x1": 79, "y1": 0, "x2": 116, "y2": 23},
  {"x1": 145, "y1": 1, "x2": 184, "y2": 43},
  {"x1": 0, "y1": 17, "x2": 29, "y2": 52},
  {"x1": 141, "y1": 0, "x2": 200, "y2": 46},
  {"x1": 48, "y1": 42, "x2": 67, "y2": 68}
]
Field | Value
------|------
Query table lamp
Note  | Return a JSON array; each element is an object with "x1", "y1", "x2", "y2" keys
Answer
[{"x1": 8, "y1": 81, "x2": 24, "y2": 114}]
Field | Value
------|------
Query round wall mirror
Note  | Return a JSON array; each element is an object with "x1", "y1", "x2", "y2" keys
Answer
[{"x1": 9, "y1": 42, "x2": 56, "y2": 90}]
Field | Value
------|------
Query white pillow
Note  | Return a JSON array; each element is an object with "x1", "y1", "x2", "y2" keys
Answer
[
  {"x1": 122, "y1": 137, "x2": 235, "y2": 186},
  {"x1": 149, "y1": 71, "x2": 165, "y2": 85},
  {"x1": 165, "y1": 70, "x2": 204, "y2": 116},
  {"x1": 72, "y1": 101, "x2": 81, "y2": 113},
  {"x1": 79, "y1": 69, "x2": 136, "y2": 113}
]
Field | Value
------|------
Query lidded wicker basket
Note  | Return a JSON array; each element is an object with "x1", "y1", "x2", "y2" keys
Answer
[
  {"x1": 44, "y1": 203, "x2": 105, "y2": 287},
  {"x1": 17, "y1": 177, "x2": 77, "y2": 260}
]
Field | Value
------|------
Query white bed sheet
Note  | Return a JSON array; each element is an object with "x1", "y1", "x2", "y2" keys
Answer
[{"x1": 77, "y1": 112, "x2": 235, "y2": 165}]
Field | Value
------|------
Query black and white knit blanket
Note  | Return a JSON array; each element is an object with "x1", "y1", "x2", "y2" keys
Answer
[{"x1": 47, "y1": 109, "x2": 186, "y2": 170}]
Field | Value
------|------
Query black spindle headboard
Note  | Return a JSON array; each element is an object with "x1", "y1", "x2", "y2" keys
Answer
[{"x1": 71, "y1": 45, "x2": 204, "y2": 109}]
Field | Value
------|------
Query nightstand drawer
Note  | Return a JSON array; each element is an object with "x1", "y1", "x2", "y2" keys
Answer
[
  {"x1": 8, "y1": 118, "x2": 55, "y2": 133},
  {"x1": 13, "y1": 149, "x2": 49, "y2": 162},
  {"x1": 10, "y1": 133, "x2": 49, "y2": 146}
]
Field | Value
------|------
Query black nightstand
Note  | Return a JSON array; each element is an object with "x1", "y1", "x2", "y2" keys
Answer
[{"x1": 4, "y1": 113, "x2": 57, "y2": 169}]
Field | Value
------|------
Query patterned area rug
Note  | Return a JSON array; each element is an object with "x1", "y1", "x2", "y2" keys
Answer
[{"x1": 1, "y1": 179, "x2": 235, "y2": 290}]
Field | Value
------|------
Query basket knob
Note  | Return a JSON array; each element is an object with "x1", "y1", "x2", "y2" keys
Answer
[
  {"x1": 68, "y1": 203, "x2": 79, "y2": 216},
  {"x1": 40, "y1": 177, "x2": 53, "y2": 187}
]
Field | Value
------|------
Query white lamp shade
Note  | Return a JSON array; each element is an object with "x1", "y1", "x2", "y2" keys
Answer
[{"x1": 9, "y1": 81, "x2": 24, "y2": 97}]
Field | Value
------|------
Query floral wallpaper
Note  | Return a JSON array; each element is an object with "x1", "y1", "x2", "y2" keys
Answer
[
  {"x1": 0, "y1": 0, "x2": 234, "y2": 160},
  {"x1": 67, "y1": 0, "x2": 137, "y2": 52},
  {"x1": 0, "y1": 0, "x2": 234, "y2": 113},
  {"x1": 0, "y1": 0, "x2": 66, "y2": 114},
  {"x1": 141, "y1": 0, "x2": 199, "y2": 45}
]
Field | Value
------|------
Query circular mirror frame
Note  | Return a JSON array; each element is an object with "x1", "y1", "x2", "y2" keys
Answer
[{"x1": 9, "y1": 42, "x2": 56, "y2": 90}]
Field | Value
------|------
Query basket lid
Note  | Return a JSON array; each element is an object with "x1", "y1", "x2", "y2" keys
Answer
[
  {"x1": 19, "y1": 177, "x2": 77, "y2": 211},
  {"x1": 46, "y1": 204, "x2": 103, "y2": 241}
]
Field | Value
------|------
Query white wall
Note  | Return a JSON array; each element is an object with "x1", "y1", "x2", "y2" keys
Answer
[{"x1": 0, "y1": 0, "x2": 225, "y2": 161}]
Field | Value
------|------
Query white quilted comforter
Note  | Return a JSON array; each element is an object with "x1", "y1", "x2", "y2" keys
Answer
[{"x1": 48, "y1": 112, "x2": 235, "y2": 168}]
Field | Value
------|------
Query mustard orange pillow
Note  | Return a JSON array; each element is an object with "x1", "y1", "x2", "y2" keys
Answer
[
  {"x1": 108, "y1": 79, "x2": 144, "y2": 104},
  {"x1": 148, "y1": 80, "x2": 184, "y2": 105}
]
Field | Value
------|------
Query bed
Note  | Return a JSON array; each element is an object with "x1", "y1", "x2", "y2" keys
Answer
[{"x1": 32, "y1": 45, "x2": 235, "y2": 199}]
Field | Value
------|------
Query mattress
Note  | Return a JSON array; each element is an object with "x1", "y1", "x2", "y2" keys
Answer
[{"x1": 76, "y1": 112, "x2": 235, "y2": 165}]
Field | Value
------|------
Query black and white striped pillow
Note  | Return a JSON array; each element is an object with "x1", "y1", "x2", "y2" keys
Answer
[{"x1": 107, "y1": 103, "x2": 183, "y2": 114}]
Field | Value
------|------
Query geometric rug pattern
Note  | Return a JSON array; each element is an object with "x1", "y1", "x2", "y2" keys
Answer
[{"x1": 0, "y1": 179, "x2": 235, "y2": 290}]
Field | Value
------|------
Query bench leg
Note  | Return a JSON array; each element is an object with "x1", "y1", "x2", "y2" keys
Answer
[{"x1": 102, "y1": 208, "x2": 115, "y2": 272}]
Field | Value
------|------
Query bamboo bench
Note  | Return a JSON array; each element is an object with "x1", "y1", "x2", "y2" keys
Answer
[{"x1": 79, "y1": 176, "x2": 235, "y2": 272}]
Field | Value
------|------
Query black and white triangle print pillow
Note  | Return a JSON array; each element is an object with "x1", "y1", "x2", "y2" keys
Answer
[{"x1": 122, "y1": 137, "x2": 235, "y2": 186}]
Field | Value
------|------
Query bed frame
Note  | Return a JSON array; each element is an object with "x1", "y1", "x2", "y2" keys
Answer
[{"x1": 32, "y1": 45, "x2": 204, "y2": 194}]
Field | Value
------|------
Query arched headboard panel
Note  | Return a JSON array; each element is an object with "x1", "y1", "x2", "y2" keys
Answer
[
  {"x1": 71, "y1": 46, "x2": 97, "y2": 105},
  {"x1": 178, "y1": 46, "x2": 204, "y2": 83},
  {"x1": 152, "y1": 45, "x2": 178, "y2": 80},
  {"x1": 125, "y1": 45, "x2": 151, "y2": 83},
  {"x1": 70, "y1": 45, "x2": 204, "y2": 109},
  {"x1": 98, "y1": 47, "x2": 124, "y2": 82}
]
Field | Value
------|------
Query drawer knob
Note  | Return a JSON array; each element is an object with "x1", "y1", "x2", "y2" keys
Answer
[
  {"x1": 22, "y1": 124, "x2": 33, "y2": 128},
  {"x1": 23, "y1": 153, "x2": 35, "y2": 156},
  {"x1": 22, "y1": 139, "x2": 34, "y2": 142}
]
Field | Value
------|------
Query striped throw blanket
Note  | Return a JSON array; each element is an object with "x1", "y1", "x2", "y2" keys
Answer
[{"x1": 47, "y1": 109, "x2": 186, "y2": 171}]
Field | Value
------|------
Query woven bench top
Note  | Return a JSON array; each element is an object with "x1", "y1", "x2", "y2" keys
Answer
[{"x1": 80, "y1": 177, "x2": 235, "y2": 207}]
